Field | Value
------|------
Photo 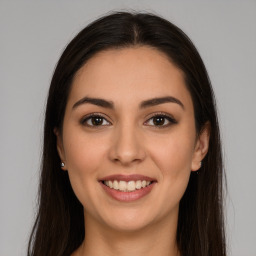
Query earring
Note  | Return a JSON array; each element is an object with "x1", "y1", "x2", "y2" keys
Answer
[
  {"x1": 195, "y1": 162, "x2": 202, "y2": 175},
  {"x1": 61, "y1": 162, "x2": 65, "y2": 168}
]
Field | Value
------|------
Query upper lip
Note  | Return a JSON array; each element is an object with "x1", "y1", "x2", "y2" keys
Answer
[{"x1": 99, "y1": 174, "x2": 156, "y2": 182}]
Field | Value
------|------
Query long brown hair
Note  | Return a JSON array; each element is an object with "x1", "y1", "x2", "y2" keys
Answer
[{"x1": 28, "y1": 12, "x2": 226, "y2": 256}]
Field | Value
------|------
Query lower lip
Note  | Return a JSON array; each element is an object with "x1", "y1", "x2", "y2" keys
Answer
[{"x1": 100, "y1": 182, "x2": 155, "y2": 202}]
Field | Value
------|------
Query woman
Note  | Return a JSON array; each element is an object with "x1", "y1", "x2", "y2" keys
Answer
[{"x1": 28, "y1": 12, "x2": 226, "y2": 256}]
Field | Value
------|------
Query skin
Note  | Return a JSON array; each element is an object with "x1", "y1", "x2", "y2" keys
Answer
[{"x1": 56, "y1": 46, "x2": 210, "y2": 256}]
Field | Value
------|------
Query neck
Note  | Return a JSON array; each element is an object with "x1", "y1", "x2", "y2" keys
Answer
[{"x1": 74, "y1": 211, "x2": 180, "y2": 256}]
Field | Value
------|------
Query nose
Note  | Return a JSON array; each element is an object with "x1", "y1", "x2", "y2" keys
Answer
[{"x1": 108, "y1": 123, "x2": 146, "y2": 166}]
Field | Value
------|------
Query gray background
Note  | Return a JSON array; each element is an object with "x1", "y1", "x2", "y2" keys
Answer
[{"x1": 1, "y1": 1, "x2": 255, "y2": 255}]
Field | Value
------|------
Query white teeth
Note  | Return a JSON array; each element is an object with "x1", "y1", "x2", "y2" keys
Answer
[
  {"x1": 119, "y1": 181, "x2": 126, "y2": 191},
  {"x1": 104, "y1": 180, "x2": 152, "y2": 192},
  {"x1": 135, "y1": 180, "x2": 142, "y2": 189},
  {"x1": 113, "y1": 180, "x2": 119, "y2": 190},
  {"x1": 127, "y1": 181, "x2": 136, "y2": 191}
]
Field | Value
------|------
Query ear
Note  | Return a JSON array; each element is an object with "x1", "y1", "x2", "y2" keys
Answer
[
  {"x1": 191, "y1": 122, "x2": 210, "y2": 171},
  {"x1": 54, "y1": 128, "x2": 67, "y2": 170}
]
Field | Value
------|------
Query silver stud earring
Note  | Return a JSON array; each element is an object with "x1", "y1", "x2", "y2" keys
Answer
[
  {"x1": 61, "y1": 162, "x2": 65, "y2": 168},
  {"x1": 195, "y1": 162, "x2": 202, "y2": 175}
]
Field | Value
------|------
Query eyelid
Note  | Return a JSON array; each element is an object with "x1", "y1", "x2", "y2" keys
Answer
[
  {"x1": 80, "y1": 112, "x2": 112, "y2": 127},
  {"x1": 80, "y1": 111, "x2": 177, "y2": 128},
  {"x1": 144, "y1": 112, "x2": 177, "y2": 127}
]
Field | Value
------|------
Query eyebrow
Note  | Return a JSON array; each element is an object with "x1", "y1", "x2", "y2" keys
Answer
[
  {"x1": 72, "y1": 97, "x2": 114, "y2": 109},
  {"x1": 140, "y1": 96, "x2": 184, "y2": 109},
  {"x1": 72, "y1": 96, "x2": 184, "y2": 110}
]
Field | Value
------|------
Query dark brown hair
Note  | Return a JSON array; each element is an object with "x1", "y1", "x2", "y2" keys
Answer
[{"x1": 28, "y1": 12, "x2": 226, "y2": 256}]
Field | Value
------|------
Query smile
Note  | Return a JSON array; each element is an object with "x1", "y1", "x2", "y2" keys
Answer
[
  {"x1": 103, "y1": 180, "x2": 152, "y2": 192},
  {"x1": 99, "y1": 174, "x2": 156, "y2": 202}
]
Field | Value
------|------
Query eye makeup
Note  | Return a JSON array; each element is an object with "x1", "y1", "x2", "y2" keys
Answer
[
  {"x1": 79, "y1": 111, "x2": 177, "y2": 130},
  {"x1": 80, "y1": 112, "x2": 112, "y2": 127},
  {"x1": 144, "y1": 112, "x2": 178, "y2": 129}
]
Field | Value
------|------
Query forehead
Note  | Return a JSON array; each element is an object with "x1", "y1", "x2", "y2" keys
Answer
[{"x1": 68, "y1": 46, "x2": 192, "y2": 109}]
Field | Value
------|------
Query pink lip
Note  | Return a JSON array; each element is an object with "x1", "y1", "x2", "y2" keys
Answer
[
  {"x1": 99, "y1": 174, "x2": 157, "y2": 202},
  {"x1": 100, "y1": 182, "x2": 155, "y2": 202}
]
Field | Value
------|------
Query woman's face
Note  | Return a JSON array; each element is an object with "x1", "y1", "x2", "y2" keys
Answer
[{"x1": 56, "y1": 46, "x2": 209, "y2": 232}]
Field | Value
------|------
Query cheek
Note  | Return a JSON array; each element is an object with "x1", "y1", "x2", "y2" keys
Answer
[
  {"x1": 62, "y1": 130, "x2": 108, "y2": 205},
  {"x1": 141, "y1": 130, "x2": 195, "y2": 218},
  {"x1": 150, "y1": 132, "x2": 195, "y2": 177},
  {"x1": 149, "y1": 126, "x2": 195, "y2": 191},
  {"x1": 64, "y1": 129, "x2": 107, "y2": 173},
  {"x1": 155, "y1": 141, "x2": 192, "y2": 200}
]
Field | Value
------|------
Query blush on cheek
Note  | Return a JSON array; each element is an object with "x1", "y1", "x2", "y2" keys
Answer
[
  {"x1": 158, "y1": 144, "x2": 192, "y2": 172},
  {"x1": 65, "y1": 134, "x2": 105, "y2": 169}
]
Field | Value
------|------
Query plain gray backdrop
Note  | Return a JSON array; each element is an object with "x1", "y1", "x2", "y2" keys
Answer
[{"x1": 1, "y1": 1, "x2": 255, "y2": 255}]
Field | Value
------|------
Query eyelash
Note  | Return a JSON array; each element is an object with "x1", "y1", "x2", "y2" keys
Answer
[
  {"x1": 144, "y1": 112, "x2": 177, "y2": 128},
  {"x1": 80, "y1": 112, "x2": 177, "y2": 128},
  {"x1": 80, "y1": 113, "x2": 111, "y2": 127}
]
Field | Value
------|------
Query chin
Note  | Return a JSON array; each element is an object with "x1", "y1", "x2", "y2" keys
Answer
[{"x1": 96, "y1": 207, "x2": 158, "y2": 233}]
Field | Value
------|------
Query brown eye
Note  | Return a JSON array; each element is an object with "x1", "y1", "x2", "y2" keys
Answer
[
  {"x1": 152, "y1": 116, "x2": 166, "y2": 126},
  {"x1": 91, "y1": 116, "x2": 104, "y2": 126},
  {"x1": 145, "y1": 114, "x2": 177, "y2": 128},
  {"x1": 81, "y1": 114, "x2": 111, "y2": 127}
]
